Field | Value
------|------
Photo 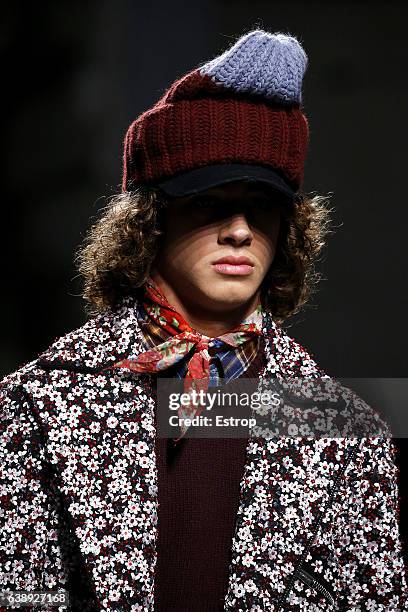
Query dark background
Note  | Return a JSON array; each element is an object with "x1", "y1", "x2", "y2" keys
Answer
[{"x1": 2, "y1": 1, "x2": 407, "y2": 553}]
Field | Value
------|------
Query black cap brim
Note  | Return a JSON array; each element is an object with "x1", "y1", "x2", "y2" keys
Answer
[{"x1": 157, "y1": 163, "x2": 296, "y2": 199}]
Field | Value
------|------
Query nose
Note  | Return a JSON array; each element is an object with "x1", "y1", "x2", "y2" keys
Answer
[{"x1": 217, "y1": 212, "x2": 253, "y2": 247}]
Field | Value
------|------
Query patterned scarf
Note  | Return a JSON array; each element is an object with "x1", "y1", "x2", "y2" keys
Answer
[{"x1": 106, "y1": 278, "x2": 263, "y2": 442}]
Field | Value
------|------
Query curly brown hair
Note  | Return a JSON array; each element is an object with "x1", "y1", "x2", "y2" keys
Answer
[{"x1": 74, "y1": 185, "x2": 332, "y2": 324}]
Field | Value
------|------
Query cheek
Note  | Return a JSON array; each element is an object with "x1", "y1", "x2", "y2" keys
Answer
[
  {"x1": 252, "y1": 221, "x2": 280, "y2": 267},
  {"x1": 160, "y1": 225, "x2": 217, "y2": 271},
  {"x1": 252, "y1": 236, "x2": 275, "y2": 269}
]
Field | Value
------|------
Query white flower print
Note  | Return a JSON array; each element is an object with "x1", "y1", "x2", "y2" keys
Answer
[{"x1": 0, "y1": 294, "x2": 405, "y2": 612}]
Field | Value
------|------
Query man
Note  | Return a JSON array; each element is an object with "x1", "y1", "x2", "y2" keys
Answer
[{"x1": 0, "y1": 29, "x2": 406, "y2": 611}]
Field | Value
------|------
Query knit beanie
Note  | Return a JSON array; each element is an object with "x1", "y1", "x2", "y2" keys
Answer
[{"x1": 122, "y1": 29, "x2": 309, "y2": 197}]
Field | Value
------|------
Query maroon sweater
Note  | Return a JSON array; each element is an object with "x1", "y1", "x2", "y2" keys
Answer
[{"x1": 154, "y1": 340, "x2": 267, "y2": 611}]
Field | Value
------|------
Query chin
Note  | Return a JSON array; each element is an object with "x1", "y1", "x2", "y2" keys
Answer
[{"x1": 200, "y1": 282, "x2": 258, "y2": 309}]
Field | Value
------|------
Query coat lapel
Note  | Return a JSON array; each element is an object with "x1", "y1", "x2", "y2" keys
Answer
[
  {"x1": 33, "y1": 297, "x2": 159, "y2": 609},
  {"x1": 31, "y1": 295, "x2": 350, "y2": 610}
]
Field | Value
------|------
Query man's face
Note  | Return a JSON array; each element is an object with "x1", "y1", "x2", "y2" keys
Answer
[{"x1": 151, "y1": 180, "x2": 283, "y2": 313}]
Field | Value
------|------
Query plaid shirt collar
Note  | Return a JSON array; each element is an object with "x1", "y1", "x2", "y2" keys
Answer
[{"x1": 135, "y1": 298, "x2": 263, "y2": 385}]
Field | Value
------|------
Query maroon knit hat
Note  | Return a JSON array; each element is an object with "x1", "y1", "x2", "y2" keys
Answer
[{"x1": 122, "y1": 29, "x2": 309, "y2": 197}]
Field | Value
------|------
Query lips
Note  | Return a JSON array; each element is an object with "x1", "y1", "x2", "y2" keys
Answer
[{"x1": 212, "y1": 255, "x2": 254, "y2": 276}]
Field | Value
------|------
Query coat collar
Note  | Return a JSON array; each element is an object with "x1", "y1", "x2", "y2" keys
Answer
[
  {"x1": 36, "y1": 295, "x2": 147, "y2": 372},
  {"x1": 35, "y1": 293, "x2": 322, "y2": 379}
]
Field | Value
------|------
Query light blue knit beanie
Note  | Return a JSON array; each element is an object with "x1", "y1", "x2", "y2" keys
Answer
[{"x1": 199, "y1": 29, "x2": 308, "y2": 105}]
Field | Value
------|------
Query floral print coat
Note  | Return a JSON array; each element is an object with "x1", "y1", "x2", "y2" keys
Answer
[{"x1": 0, "y1": 295, "x2": 406, "y2": 611}]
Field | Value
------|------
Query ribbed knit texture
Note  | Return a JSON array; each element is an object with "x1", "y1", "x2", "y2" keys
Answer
[
  {"x1": 122, "y1": 29, "x2": 309, "y2": 193},
  {"x1": 154, "y1": 340, "x2": 267, "y2": 612},
  {"x1": 200, "y1": 29, "x2": 307, "y2": 104}
]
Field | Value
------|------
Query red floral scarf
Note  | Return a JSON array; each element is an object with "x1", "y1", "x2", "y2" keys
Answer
[{"x1": 105, "y1": 278, "x2": 263, "y2": 442}]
